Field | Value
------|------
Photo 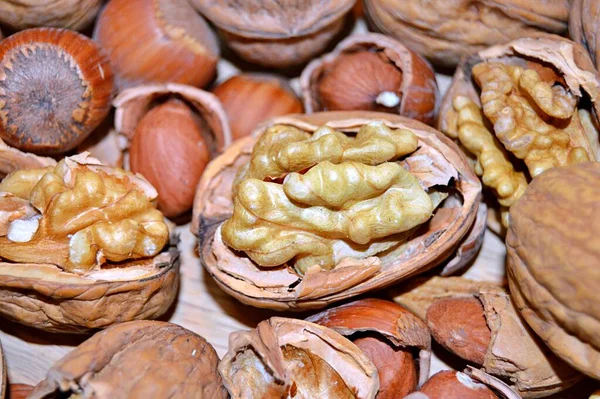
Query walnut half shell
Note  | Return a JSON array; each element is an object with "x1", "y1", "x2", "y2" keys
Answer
[
  {"x1": 192, "y1": 112, "x2": 484, "y2": 310},
  {"x1": 29, "y1": 321, "x2": 227, "y2": 399}
]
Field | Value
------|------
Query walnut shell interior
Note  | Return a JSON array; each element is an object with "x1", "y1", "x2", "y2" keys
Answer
[{"x1": 192, "y1": 112, "x2": 483, "y2": 310}]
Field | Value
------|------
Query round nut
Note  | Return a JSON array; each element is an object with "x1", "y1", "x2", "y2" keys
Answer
[
  {"x1": 419, "y1": 370, "x2": 498, "y2": 399},
  {"x1": 0, "y1": 0, "x2": 102, "y2": 31},
  {"x1": 507, "y1": 162, "x2": 600, "y2": 380},
  {"x1": 94, "y1": 0, "x2": 219, "y2": 90},
  {"x1": 29, "y1": 321, "x2": 227, "y2": 398},
  {"x1": 0, "y1": 28, "x2": 114, "y2": 155}
]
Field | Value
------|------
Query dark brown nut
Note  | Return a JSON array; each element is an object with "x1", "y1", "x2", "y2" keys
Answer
[
  {"x1": 437, "y1": 35, "x2": 600, "y2": 233},
  {"x1": 507, "y1": 162, "x2": 600, "y2": 380},
  {"x1": 0, "y1": 0, "x2": 101, "y2": 31},
  {"x1": 401, "y1": 277, "x2": 581, "y2": 397},
  {"x1": 212, "y1": 74, "x2": 303, "y2": 140},
  {"x1": 94, "y1": 0, "x2": 219, "y2": 90},
  {"x1": 29, "y1": 321, "x2": 227, "y2": 399},
  {"x1": 307, "y1": 298, "x2": 431, "y2": 398},
  {"x1": 0, "y1": 28, "x2": 114, "y2": 155},
  {"x1": 419, "y1": 370, "x2": 498, "y2": 399},
  {"x1": 192, "y1": 112, "x2": 484, "y2": 310},
  {"x1": 218, "y1": 317, "x2": 379, "y2": 398},
  {"x1": 0, "y1": 154, "x2": 179, "y2": 332},
  {"x1": 570, "y1": 0, "x2": 600, "y2": 70},
  {"x1": 364, "y1": 0, "x2": 570, "y2": 68},
  {"x1": 301, "y1": 33, "x2": 438, "y2": 125},
  {"x1": 190, "y1": 0, "x2": 355, "y2": 68}
]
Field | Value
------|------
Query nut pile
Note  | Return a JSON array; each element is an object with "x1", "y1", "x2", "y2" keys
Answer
[{"x1": 0, "y1": 1, "x2": 599, "y2": 398}]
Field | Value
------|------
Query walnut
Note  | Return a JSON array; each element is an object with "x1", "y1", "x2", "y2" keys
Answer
[
  {"x1": 29, "y1": 321, "x2": 227, "y2": 399},
  {"x1": 570, "y1": 0, "x2": 600, "y2": 70},
  {"x1": 507, "y1": 162, "x2": 600, "y2": 381},
  {"x1": 218, "y1": 317, "x2": 379, "y2": 398},
  {"x1": 363, "y1": 0, "x2": 570, "y2": 68},
  {"x1": 0, "y1": 153, "x2": 178, "y2": 332},
  {"x1": 192, "y1": 112, "x2": 484, "y2": 310},
  {"x1": 438, "y1": 35, "x2": 600, "y2": 232}
]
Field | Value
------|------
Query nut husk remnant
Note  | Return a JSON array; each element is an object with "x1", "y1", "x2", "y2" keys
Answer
[
  {"x1": 29, "y1": 321, "x2": 227, "y2": 399},
  {"x1": 569, "y1": 0, "x2": 600, "y2": 70},
  {"x1": 190, "y1": 0, "x2": 356, "y2": 68},
  {"x1": 218, "y1": 317, "x2": 379, "y2": 398},
  {"x1": 363, "y1": 0, "x2": 570, "y2": 68},
  {"x1": 507, "y1": 162, "x2": 600, "y2": 380},
  {"x1": 301, "y1": 33, "x2": 438, "y2": 125},
  {"x1": 192, "y1": 112, "x2": 483, "y2": 310},
  {"x1": 437, "y1": 35, "x2": 600, "y2": 233}
]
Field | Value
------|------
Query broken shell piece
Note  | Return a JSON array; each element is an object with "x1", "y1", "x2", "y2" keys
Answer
[
  {"x1": 218, "y1": 317, "x2": 379, "y2": 398},
  {"x1": 192, "y1": 112, "x2": 483, "y2": 310},
  {"x1": 30, "y1": 321, "x2": 227, "y2": 399}
]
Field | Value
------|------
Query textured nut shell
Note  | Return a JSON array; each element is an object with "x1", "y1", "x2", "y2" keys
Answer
[
  {"x1": 192, "y1": 112, "x2": 482, "y2": 310},
  {"x1": 306, "y1": 298, "x2": 432, "y2": 386},
  {"x1": 570, "y1": 0, "x2": 600, "y2": 69},
  {"x1": 364, "y1": 0, "x2": 569, "y2": 67},
  {"x1": 113, "y1": 83, "x2": 232, "y2": 153},
  {"x1": 219, "y1": 317, "x2": 379, "y2": 398},
  {"x1": 0, "y1": 139, "x2": 56, "y2": 177},
  {"x1": 301, "y1": 33, "x2": 438, "y2": 125},
  {"x1": 0, "y1": 0, "x2": 101, "y2": 30},
  {"x1": 29, "y1": 321, "x2": 227, "y2": 399},
  {"x1": 507, "y1": 163, "x2": 600, "y2": 379},
  {"x1": 0, "y1": 247, "x2": 179, "y2": 333}
]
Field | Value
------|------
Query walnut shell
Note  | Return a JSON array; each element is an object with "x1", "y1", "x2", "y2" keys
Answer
[
  {"x1": 0, "y1": 339, "x2": 5, "y2": 399},
  {"x1": 0, "y1": 0, "x2": 101, "y2": 31},
  {"x1": 192, "y1": 112, "x2": 483, "y2": 310},
  {"x1": 0, "y1": 139, "x2": 56, "y2": 178},
  {"x1": 29, "y1": 321, "x2": 227, "y2": 398},
  {"x1": 190, "y1": 0, "x2": 355, "y2": 68},
  {"x1": 437, "y1": 35, "x2": 600, "y2": 234},
  {"x1": 364, "y1": 0, "x2": 570, "y2": 68},
  {"x1": 219, "y1": 317, "x2": 379, "y2": 398},
  {"x1": 507, "y1": 162, "x2": 600, "y2": 380},
  {"x1": 570, "y1": 0, "x2": 600, "y2": 70},
  {"x1": 301, "y1": 33, "x2": 438, "y2": 125}
]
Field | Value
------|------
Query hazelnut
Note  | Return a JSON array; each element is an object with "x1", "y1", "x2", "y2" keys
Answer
[
  {"x1": 114, "y1": 84, "x2": 232, "y2": 219},
  {"x1": 130, "y1": 99, "x2": 210, "y2": 218},
  {"x1": 0, "y1": 0, "x2": 102, "y2": 31},
  {"x1": 302, "y1": 33, "x2": 438, "y2": 125},
  {"x1": 7, "y1": 384, "x2": 34, "y2": 399},
  {"x1": 363, "y1": 0, "x2": 570, "y2": 67},
  {"x1": 419, "y1": 370, "x2": 498, "y2": 399},
  {"x1": 570, "y1": 0, "x2": 600, "y2": 69},
  {"x1": 0, "y1": 28, "x2": 114, "y2": 155},
  {"x1": 190, "y1": 0, "x2": 355, "y2": 68},
  {"x1": 307, "y1": 298, "x2": 431, "y2": 398},
  {"x1": 507, "y1": 162, "x2": 600, "y2": 380},
  {"x1": 29, "y1": 321, "x2": 227, "y2": 398},
  {"x1": 212, "y1": 74, "x2": 303, "y2": 140},
  {"x1": 94, "y1": 0, "x2": 219, "y2": 90}
]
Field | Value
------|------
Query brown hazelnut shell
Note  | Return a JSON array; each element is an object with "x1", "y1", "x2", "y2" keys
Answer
[
  {"x1": 94, "y1": 0, "x2": 219, "y2": 90},
  {"x1": 0, "y1": 28, "x2": 114, "y2": 155},
  {"x1": 306, "y1": 298, "x2": 432, "y2": 388},
  {"x1": 218, "y1": 317, "x2": 379, "y2": 398},
  {"x1": 190, "y1": 0, "x2": 355, "y2": 68},
  {"x1": 364, "y1": 0, "x2": 570, "y2": 68},
  {"x1": 113, "y1": 83, "x2": 232, "y2": 156},
  {"x1": 395, "y1": 277, "x2": 582, "y2": 398},
  {"x1": 0, "y1": 0, "x2": 102, "y2": 31},
  {"x1": 507, "y1": 162, "x2": 600, "y2": 380},
  {"x1": 437, "y1": 34, "x2": 600, "y2": 235},
  {"x1": 301, "y1": 33, "x2": 438, "y2": 125},
  {"x1": 191, "y1": 111, "x2": 483, "y2": 310},
  {"x1": 569, "y1": 0, "x2": 600, "y2": 70},
  {"x1": 29, "y1": 321, "x2": 227, "y2": 399},
  {"x1": 0, "y1": 244, "x2": 179, "y2": 333}
]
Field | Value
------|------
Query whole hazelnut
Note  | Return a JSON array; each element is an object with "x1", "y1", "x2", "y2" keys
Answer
[
  {"x1": 130, "y1": 99, "x2": 210, "y2": 219},
  {"x1": 0, "y1": 28, "x2": 114, "y2": 155},
  {"x1": 419, "y1": 371, "x2": 498, "y2": 399},
  {"x1": 94, "y1": 0, "x2": 219, "y2": 90},
  {"x1": 212, "y1": 74, "x2": 303, "y2": 140},
  {"x1": 0, "y1": 0, "x2": 102, "y2": 31},
  {"x1": 301, "y1": 34, "x2": 438, "y2": 125}
]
